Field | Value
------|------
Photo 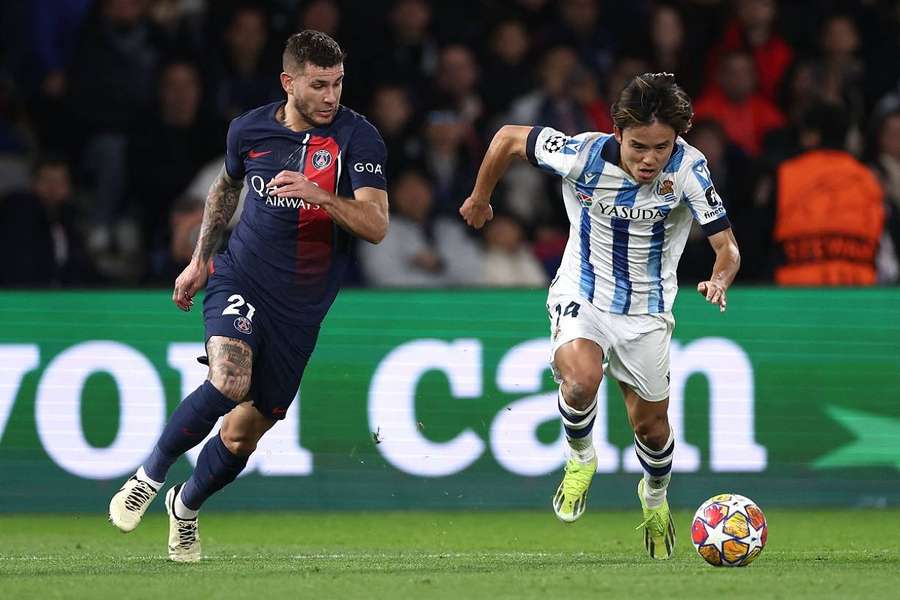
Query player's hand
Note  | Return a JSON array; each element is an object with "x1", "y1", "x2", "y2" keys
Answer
[
  {"x1": 459, "y1": 195, "x2": 493, "y2": 229},
  {"x1": 173, "y1": 260, "x2": 209, "y2": 312},
  {"x1": 267, "y1": 171, "x2": 328, "y2": 206},
  {"x1": 697, "y1": 281, "x2": 727, "y2": 313}
]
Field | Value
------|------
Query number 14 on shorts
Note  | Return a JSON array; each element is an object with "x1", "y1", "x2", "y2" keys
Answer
[{"x1": 551, "y1": 301, "x2": 580, "y2": 340}]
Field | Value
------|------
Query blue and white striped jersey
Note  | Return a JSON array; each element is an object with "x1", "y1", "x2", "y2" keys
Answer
[{"x1": 526, "y1": 126, "x2": 730, "y2": 315}]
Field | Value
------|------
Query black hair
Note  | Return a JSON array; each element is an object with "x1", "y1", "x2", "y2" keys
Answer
[
  {"x1": 283, "y1": 29, "x2": 345, "y2": 72},
  {"x1": 800, "y1": 102, "x2": 849, "y2": 150},
  {"x1": 611, "y1": 72, "x2": 693, "y2": 135}
]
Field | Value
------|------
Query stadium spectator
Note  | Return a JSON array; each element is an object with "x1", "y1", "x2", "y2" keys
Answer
[
  {"x1": 68, "y1": 0, "x2": 170, "y2": 247},
  {"x1": 481, "y1": 214, "x2": 547, "y2": 287},
  {"x1": 421, "y1": 109, "x2": 479, "y2": 216},
  {"x1": 542, "y1": 0, "x2": 616, "y2": 80},
  {"x1": 208, "y1": 4, "x2": 282, "y2": 122},
  {"x1": 429, "y1": 44, "x2": 484, "y2": 127},
  {"x1": 480, "y1": 20, "x2": 534, "y2": 118},
  {"x1": 126, "y1": 59, "x2": 224, "y2": 279},
  {"x1": 150, "y1": 193, "x2": 204, "y2": 282},
  {"x1": 0, "y1": 157, "x2": 95, "y2": 286},
  {"x1": 680, "y1": 119, "x2": 750, "y2": 282},
  {"x1": 773, "y1": 103, "x2": 883, "y2": 285},
  {"x1": 639, "y1": 3, "x2": 703, "y2": 98},
  {"x1": 694, "y1": 50, "x2": 785, "y2": 157},
  {"x1": 502, "y1": 47, "x2": 599, "y2": 231},
  {"x1": 868, "y1": 110, "x2": 900, "y2": 283},
  {"x1": 1, "y1": 2, "x2": 896, "y2": 288},
  {"x1": 359, "y1": 169, "x2": 481, "y2": 287},
  {"x1": 297, "y1": 0, "x2": 341, "y2": 39},
  {"x1": 369, "y1": 85, "x2": 423, "y2": 182},
  {"x1": 29, "y1": 0, "x2": 92, "y2": 99},
  {"x1": 0, "y1": 79, "x2": 35, "y2": 195},
  {"x1": 705, "y1": 0, "x2": 793, "y2": 102},
  {"x1": 369, "y1": 0, "x2": 438, "y2": 94},
  {"x1": 508, "y1": 46, "x2": 593, "y2": 136},
  {"x1": 572, "y1": 67, "x2": 611, "y2": 133}
]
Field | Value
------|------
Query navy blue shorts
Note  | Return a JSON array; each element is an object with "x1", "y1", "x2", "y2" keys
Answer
[{"x1": 202, "y1": 263, "x2": 319, "y2": 421}]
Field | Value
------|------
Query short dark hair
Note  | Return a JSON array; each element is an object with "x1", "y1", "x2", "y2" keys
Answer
[
  {"x1": 283, "y1": 29, "x2": 345, "y2": 72},
  {"x1": 611, "y1": 72, "x2": 693, "y2": 135},
  {"x1": 799, "y1": 102, "x2": 849, "y2": 150}
]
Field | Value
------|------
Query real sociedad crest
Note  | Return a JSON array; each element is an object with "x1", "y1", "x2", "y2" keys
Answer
[
  {"x1": 657, "y1": 179, "x2": 677, "y2": 202},
  {"x1": 312, "y1": 149, "x2": 333, "y2": 170}
]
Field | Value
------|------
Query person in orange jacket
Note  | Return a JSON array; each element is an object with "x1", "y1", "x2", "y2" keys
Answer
[{"x1": 773, "y1": 103, "x2": 884, "y2": 285}]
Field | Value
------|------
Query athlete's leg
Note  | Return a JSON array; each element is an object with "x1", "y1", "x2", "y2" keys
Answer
[
  {"x1": 164, "y1": 398, "x2": 274, "y2": 562},
  {"x1": 143, "y1": 336, "x2": 252, "y2": 483},
  {"x1": 554, "y1": 339, "x2": 605, "y2": 457},
  {"x1": 551, "y1": 339, "x2": 604, "y2": 522},
  {"x1": 166, "y1": 318, "x2": 315, "y2": 559},
  {"x1": 621, "y1": 382, "x2": 675, "y2": 559},
  {"x1": 621, "y1": 382, "x2": 672, "y2": 502},
  {"x1": 109, "y1": 336, "x2": 252, "y2": 533},
  {"x1": 177, "y1": 400, "x2": 275, "y2": 515}
]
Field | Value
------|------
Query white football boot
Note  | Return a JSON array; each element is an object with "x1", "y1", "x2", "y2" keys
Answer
[
  {"x1": 165, "y1": 484, "x2": 201, "y2": 562},
  {"x1": 108, "y1": 469, "x2": 160, "y2": 532}
]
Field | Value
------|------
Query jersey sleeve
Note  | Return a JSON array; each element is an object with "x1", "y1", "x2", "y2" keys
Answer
[
  {"x1": 224, "y1": 118, "x2": 245, "y2": 180},
  {"x1": 347, "y1": 119, "x2": 387, "y2": 191},
  {"x1": 525, "y1": 126, "x2": 596, "y2": 181},
  {"x1": 681, "y1": 155, "x2": 731, "y2": 236}
]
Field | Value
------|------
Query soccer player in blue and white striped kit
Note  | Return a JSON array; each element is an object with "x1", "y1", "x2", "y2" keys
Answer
[{"x1": 460, "y1": 73, "x2": 741, "y2": 559}]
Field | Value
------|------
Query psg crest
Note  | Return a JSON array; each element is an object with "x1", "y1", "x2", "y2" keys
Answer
[
  {"x1": 233, "y1": 316, "x2": 252, "y2": 335},
  {"x1": 312, "y1": 149, "x2": 333, "y2": 170}
]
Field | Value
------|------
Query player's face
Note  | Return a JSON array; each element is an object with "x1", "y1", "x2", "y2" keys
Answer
[
  {"x1": 614, "y1": 121, "x2": 677, "y2": 184},
  {"x1": 283, "y1": 62, "x2": 344, "y2": 128}
]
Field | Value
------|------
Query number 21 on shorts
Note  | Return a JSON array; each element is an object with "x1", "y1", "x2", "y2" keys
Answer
[{"x1": 223, "y1": 294, "x2": 256, "y2": 334}]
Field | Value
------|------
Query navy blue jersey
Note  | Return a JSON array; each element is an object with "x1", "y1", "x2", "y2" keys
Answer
[{"x1": 218, "y1": 102, "x2": 387, "y2": 325}]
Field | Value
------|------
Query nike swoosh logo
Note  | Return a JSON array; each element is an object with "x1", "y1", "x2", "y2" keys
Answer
[
  {"x1": 584, "y1": 173, "x2": 596, "y2": 183},
  {"x1": 248, "y1": 150, "x2": 272, "y2": 159}
]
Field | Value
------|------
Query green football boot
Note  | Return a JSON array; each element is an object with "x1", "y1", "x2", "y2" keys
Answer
[
  {"x1": 636, "y1": 479, "x2": 676, "y2": 559},
  {"x1": 552, "y1": 456, "x2": 597, "y2": 523}
]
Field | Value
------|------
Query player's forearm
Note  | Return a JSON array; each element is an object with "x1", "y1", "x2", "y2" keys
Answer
[
  {"x1": 192, "y1": 167, "x2": 243, "y2": 264},
  {"x1": 321, "y1": 194, "x2": 389, "y2": 244},
  {"x1": 470, "y1": 125, "x2": 528, "y2": 203},
  {"x1": 709, "y1": 240, "x2": 741, "y2": 289}
]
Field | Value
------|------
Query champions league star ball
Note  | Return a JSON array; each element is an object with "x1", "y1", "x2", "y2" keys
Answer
[{"x1": 691, "y1": 493, "x2": 768, "y2": 567}]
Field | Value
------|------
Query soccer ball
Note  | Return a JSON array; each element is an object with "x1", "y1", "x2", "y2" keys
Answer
[{"x1": 691, "y1": 493, "x2": 767, "y2": 567}]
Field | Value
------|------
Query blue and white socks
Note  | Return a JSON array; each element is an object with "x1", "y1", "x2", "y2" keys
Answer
[
  {"x1": 558, "y1": 390, "x2": 597, "y2": 463},
  {"x1": 634, "y1": 427, "x2": 675, "y2": 508}
]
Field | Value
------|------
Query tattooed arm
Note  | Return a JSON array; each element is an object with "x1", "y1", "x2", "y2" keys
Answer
[{"x1": 172, "y1": 166, "x2": 244, "y2": 311}]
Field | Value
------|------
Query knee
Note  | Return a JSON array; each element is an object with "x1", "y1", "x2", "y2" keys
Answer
[
  {"x1": 220, "y1": 429, "x2": 257, "y2": 457},
  {"x1": 562, "y1": 370, "x2": 603, "y2": 411},
  {"x1": 209, "y1": 361, "x2": 251, "y2": 403},
  {"x1": 633, "y1": 414, "x2": 670, "y2": 450}
]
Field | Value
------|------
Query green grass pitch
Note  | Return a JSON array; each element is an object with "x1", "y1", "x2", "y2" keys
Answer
[{"x1": 2, "y1": 509, "x2": 899, "y2": 599}]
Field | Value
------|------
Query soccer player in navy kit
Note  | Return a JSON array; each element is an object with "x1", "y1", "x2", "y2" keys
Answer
[{"x1": 108, "y1": 30, "x2": 389, "y2": 561}]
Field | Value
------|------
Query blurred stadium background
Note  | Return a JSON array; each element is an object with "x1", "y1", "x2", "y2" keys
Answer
[{"x1": 0, "y1": 0, "x2": 899, "y2": 597}]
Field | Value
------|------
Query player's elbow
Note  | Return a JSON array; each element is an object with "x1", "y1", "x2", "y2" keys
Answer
[
  {"x1": 367, "y1": 219, "x2": 389, "y2": 244},
  {"x1": 496, "y1": 125, "x2": 529, "y2": 158}
]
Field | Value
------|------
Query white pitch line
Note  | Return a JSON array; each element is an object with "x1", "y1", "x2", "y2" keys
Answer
[{"x1": 0, "y1": 551, "x2": 574, "y2": 562}]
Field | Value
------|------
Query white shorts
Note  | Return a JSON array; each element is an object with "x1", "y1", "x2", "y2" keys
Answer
[{"x1": 546, "y1": 290, "x2": 675, "y2": 402}]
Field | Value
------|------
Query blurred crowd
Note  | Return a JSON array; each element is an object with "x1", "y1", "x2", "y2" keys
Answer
[{"x1": 1, "y1": 0, "x2": 899, "y2": 288}]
